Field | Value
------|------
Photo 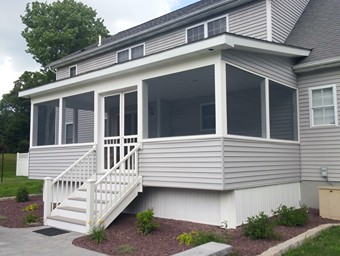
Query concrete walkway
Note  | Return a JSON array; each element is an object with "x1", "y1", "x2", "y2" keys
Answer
[{"x1": 0, "y1": 226, "x2": 107, "y2": 256}]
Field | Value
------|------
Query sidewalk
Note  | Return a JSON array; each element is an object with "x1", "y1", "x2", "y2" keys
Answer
[{"x1": 0, "y1": 226, "x2": 107, "y2": 256}]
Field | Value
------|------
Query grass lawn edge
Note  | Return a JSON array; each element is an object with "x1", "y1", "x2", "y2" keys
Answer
[{"x1": 260, "y1": 223, "x2": 340, "y2": 256}]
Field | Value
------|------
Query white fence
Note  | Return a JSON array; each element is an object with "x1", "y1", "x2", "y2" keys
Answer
[{"x1": 16, "y1": 153, "x2": 29, "y2": 176}]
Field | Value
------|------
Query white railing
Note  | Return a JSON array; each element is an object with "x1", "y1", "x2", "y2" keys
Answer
[
  {"x1": 43, "y1": 145, "x2": 96, "y2": 220},
  {"x1": 103, "y1": 135, "x2": 137, "y2": 170},
  {"x1": 87, "y1": 144, "x2": 141, "y2": 229}
]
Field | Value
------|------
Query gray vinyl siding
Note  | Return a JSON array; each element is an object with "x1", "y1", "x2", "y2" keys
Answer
[
  {"x1": 272, "y1": 0, "x2": 310, "y2": 43},
  {"x1": 229, "y1": 0, "x2": 267, "y2": 40},
  {"x1": 145, "y1": 28, "x2": 185, "y2": 55},
  {"x1": 224, "y1": 138, "x2": 300, "y2": 189},
  {"x1": 299, "y1": 68, "x2": 340, "y2": 182},
  {"x1": 28, "y1": 145, "x2": 94, "y2": 179},
  {"x1": 139, "y1": 138, "x2": 224, "y2": 190},
  {"x1": 56, "y1": 67, "x2": 69, "y2": 80},
  {"x1": 222, "y1": 49, "x2": 298, "y2": 88}
]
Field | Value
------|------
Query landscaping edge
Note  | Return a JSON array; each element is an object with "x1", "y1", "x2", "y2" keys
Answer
[{"x1": 260, "y1": 223, "x2": 340, "y2": 256}]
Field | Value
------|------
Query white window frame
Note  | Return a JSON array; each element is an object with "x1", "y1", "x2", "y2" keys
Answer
[
  {"x1": 200, "y1": 102, "x2": 215, "y2": 132},
  {"x1": 65, "y1": 122, "x2": 74, "y2": 144},
  {"x1": 116, "y1": 43, "x2": 145, "y2": 63},
  {"x1": 69, "y1": 65, "x2": 77, "y2": 77},
  {"x1": 186, "y1": 15, "x2": 229, "y2": 43},
  {"x1": 309, "y1": 84, "x2": 338, "y2": 127}
]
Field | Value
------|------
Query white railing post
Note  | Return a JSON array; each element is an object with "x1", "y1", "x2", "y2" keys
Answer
[
  {"x1": 86, "y1": 179, "x2": 96, "y2": 233},
  {"x1": 43, "y1": 177, "x2": 53, "y2": 222}
]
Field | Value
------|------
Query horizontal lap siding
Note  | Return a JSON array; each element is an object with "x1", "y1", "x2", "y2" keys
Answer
[
  {"x1": 224, "y1": 138, "x2": 300, "y2": 189},
  {"x1": 29, "y1": 145, "x2": 94, "y2": 179},
  {"x1": 272, "y1": 0, "x2": 310, "y2": 43},
  {"x1": 146, "y1": 29, "x2": 185, "y2": 55},
  {"x1": 77, "y1": 53, "x2": 116, "y2": 75},
  {"x1": 299, "y1": 68, "x2": 340, "y2": 182},
  {"x1": 56, "y1": 67, "x2": 69, "y2": 80},
  {"x1": 229, "y1": 0, "x2": 267, "y2": 40},
  {"x1": 222, "y1": 49, "x2": 297, "y2": 88},
  {"x1": 139, "y1": 138, "x2": 223, "y2": 190}
]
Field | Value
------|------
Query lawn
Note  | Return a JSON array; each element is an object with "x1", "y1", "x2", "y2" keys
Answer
[
  {"x1": 283, "y1": 226, "x2": 340, "y2": 256},
  {"x1": 0, "y1": 153, "x2": 43, "y2": 198}
]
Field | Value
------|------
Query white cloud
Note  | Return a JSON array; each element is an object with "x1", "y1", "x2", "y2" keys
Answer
[{"x1": 0, "y1": 57, "x2": 21, "y2": 97}]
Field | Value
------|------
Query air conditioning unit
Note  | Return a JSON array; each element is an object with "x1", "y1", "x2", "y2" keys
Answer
[{"x1": 319, "y1": 186, "x2": 340, "y2": 220}]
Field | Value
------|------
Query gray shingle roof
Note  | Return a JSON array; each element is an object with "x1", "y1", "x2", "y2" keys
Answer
[
  {"x1": 286, "y1": 0, "x2": 340, "y2": 64},
  {"x1": 49, "y1": 0, "x2": 237, "y2": 66}
]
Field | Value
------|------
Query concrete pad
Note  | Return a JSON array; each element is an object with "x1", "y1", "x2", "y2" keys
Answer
[
  {"x1": 172, "y1": 242, "x2": 232, "y2": 256},
  {"x1": 260, "y1": 224, "x2": 340, "y2": 256},
  {"x1": 0, "y1": 226, "x2": 107, "y2": 256}
]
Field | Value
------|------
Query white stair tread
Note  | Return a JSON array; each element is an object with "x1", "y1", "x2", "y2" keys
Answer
[
  {"x1": 47, "y1": 215, "x2": 86, "y2": 226},
  {"x1": 58, "y1": 206, "x2": 86, "y2": 213},
  {"x1": 78, "y1": 187, "x2": 120, "y2": 193},
  {"x1": 69, "y1": 197, "x2": 109, "y2": 203}
]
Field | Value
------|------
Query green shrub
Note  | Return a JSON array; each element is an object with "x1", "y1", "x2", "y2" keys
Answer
[
  {"x1": 89, "y1": 224, "x2": 106, "y2": 244},
  {"x1": 115, "y1": 244, "x2": 135, "y2": 255},
  {"x1": 273, "y1": 205, "x2": 308, "y2": 227},
  {"x1": 16, "y1": 186, "x2": 29, "y2": 202},
  {"x1": 177, "y1": 230, "x2": 230, "y2": 247},
  {"x1": 23, "y1": 213, "x2": 40, "y2": 224},
  {"x1": 135, "y1": 209, "x2": 159, "y2": 235},
  {"x1": 23, "y1": 203, "x2": 40, "y2": 224},
  {"x1": 244, "y1": 212, "x2": 277, "y2": 240}
]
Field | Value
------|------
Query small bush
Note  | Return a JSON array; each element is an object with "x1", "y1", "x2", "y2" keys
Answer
[
  {"x1": 23, "y1": 203, "x2": 39, "y2": 224},
  {"x1": 273, "y1": 205, "x2": 308, "y2": 227},
  {"x1": 115, "y1": 244, "x2": 136, "y2": 255},
  {"x1": 135, "y1": 209, "x2": 159, "y2": 235},
  {"x1": 0, "y1": 215, "x2": 8, "y2": 221},
  {"x1": 16, "y1": 187, "x2": 29, "y2": 202},
  {"x1": 89, "y1": 224, "x2": 106, "y2": 244},
  {"x1": 177, "y1": 230, "x2": 230, "y2": 247},
  {"x1": 244, "y1": 212, "x2": 277, "y2": 240}
]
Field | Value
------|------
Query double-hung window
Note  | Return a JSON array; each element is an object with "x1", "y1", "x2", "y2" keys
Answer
[
  {"x1": 69, "y1": 66, "x2": 77, "y2": 77},
  {"x1": 186, "y1": 16, "x2": 227, "y2": 43},
  {"x1": 309, "y1": 85, "x2": 338, "y2": 126},
  {"x1": 117, "y1": 44, "x2": 144, "y2": 63}
]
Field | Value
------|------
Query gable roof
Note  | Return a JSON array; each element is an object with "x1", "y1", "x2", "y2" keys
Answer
[
  {"x1": 48, "y1": 0, "x2": 255, "y2": 68},
  {"x1": 286, "y1": 0, "x2": 340, "y2": 67}
]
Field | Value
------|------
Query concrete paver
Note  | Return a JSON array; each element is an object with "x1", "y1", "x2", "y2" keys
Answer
[{"x1": 0, "y1": 226, "x2": 107, "y2": 256}]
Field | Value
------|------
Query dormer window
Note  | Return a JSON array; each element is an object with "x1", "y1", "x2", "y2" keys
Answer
[
  {"x1": 186, "y1": 16, "x2": 228, "y2": 43},
  {"x1": 69, "y1": 66, "x2": 77, "y2": 77},
  {"x1": 117, "y1": 44, "x2": 145, "y2": 63}
]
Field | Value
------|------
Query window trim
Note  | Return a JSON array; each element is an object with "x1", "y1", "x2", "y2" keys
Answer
[
  {"x1": 65, "y1": 122, "x2": 74, "y2": 144},
  {"x1": 69, "y1": 65, "x2": 77, "y2": 77},
  {"x1": 186, "y1": 15, "x2": 228, "y2": 43},
  {"x1": 200, "y1": 102, "x2": 215, "y2": 132},
  {"x1": 116, "y1": 43, "x2": 145, "y2": 63},
  {"x1": 309, "y1": 84, "x2": 338, "y2": 127}
]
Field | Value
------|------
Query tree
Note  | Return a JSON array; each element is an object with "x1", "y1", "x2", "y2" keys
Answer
[
  {"x1": 0, "y1": 72, "x2": 52, "y2": 152},
  {"x1": 21, "y1": 0, "x2": 109, "y2": 67}
]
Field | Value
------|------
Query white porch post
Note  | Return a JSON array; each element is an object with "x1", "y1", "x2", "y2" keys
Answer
[
  {"x1": 43, "y1": 177, "x2": 53, "y2": 222},
  {"x1": 86, "y1": 179, "x2": 95, "y2": 233},
  {"x1": 137, "y1": 81, "x2": 146, "y2": 140},
  {"x1": 96, "y1": 94, "x2": 104, "y2": 172},
  {"x1": 214, "y1": 59, "x2": 227, "y2": 136}
]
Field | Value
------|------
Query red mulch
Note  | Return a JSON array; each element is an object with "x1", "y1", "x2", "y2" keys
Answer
[{"x1": 1, "y1": 196, "x2": 339, "y2": 255}]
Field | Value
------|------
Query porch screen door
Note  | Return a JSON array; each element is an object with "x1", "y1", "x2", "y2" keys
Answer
[{"x1": 104, "y1": 91, "x2": 137, "y2": 170}]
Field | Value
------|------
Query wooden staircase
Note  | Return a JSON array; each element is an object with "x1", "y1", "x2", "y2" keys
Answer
[{"x1": 43, "y1": 145, "x2": 142, "y2": 233}]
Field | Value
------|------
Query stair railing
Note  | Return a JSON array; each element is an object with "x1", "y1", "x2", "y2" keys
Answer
[
  {"x1": 43, "y1": 145, "x2": 97, "y2": 221},
  {"x1": 87, "y1": 144, "x2": 141, "y2": 229}
]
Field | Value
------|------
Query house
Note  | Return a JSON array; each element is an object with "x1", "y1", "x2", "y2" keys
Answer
[{"x1": 19, "y1": 0, "x2": 339, "y2": 233}]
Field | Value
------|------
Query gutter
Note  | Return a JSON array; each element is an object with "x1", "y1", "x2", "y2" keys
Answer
[
  {"x1": 293, "y1": 56, "x2": 340, "y2": 73},
  {"x1": 48, "y1": 0, "x2": 253, "y2": 69}
]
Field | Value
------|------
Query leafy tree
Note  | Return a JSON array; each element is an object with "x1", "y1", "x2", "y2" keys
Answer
[
  {"x1": 0, "y1": 0, "x2": 110, "y2": 152},
  {"x1": 0, "y1": 71, "x2": 52, "y2": 152},
  {"x1": 21, "y1": 0, "x2": 109, "y2": 67}
]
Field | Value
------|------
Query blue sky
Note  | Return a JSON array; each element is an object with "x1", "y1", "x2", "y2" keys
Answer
[{"x1": 0, "y1": 0, "x2": 198, "y2": 98}]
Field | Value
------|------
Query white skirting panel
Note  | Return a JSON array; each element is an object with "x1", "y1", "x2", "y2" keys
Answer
[
  {"x1": 234, "y1": 182, "x2": 301, "y2": 226},
  {"x1": 126, "y1": 187, "x2": 222, "y2": 226},
  {"x1": 125, "y1": 183, "x2": 301, "y2": 228}
]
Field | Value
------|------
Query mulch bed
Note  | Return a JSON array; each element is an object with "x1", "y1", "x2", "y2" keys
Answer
[
  {"x1": 0, "y1": 195, "x2": 44, "y2": 228},
  {"x1": 1, "y1": 196, "x2": 339, "y2": 255}
]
